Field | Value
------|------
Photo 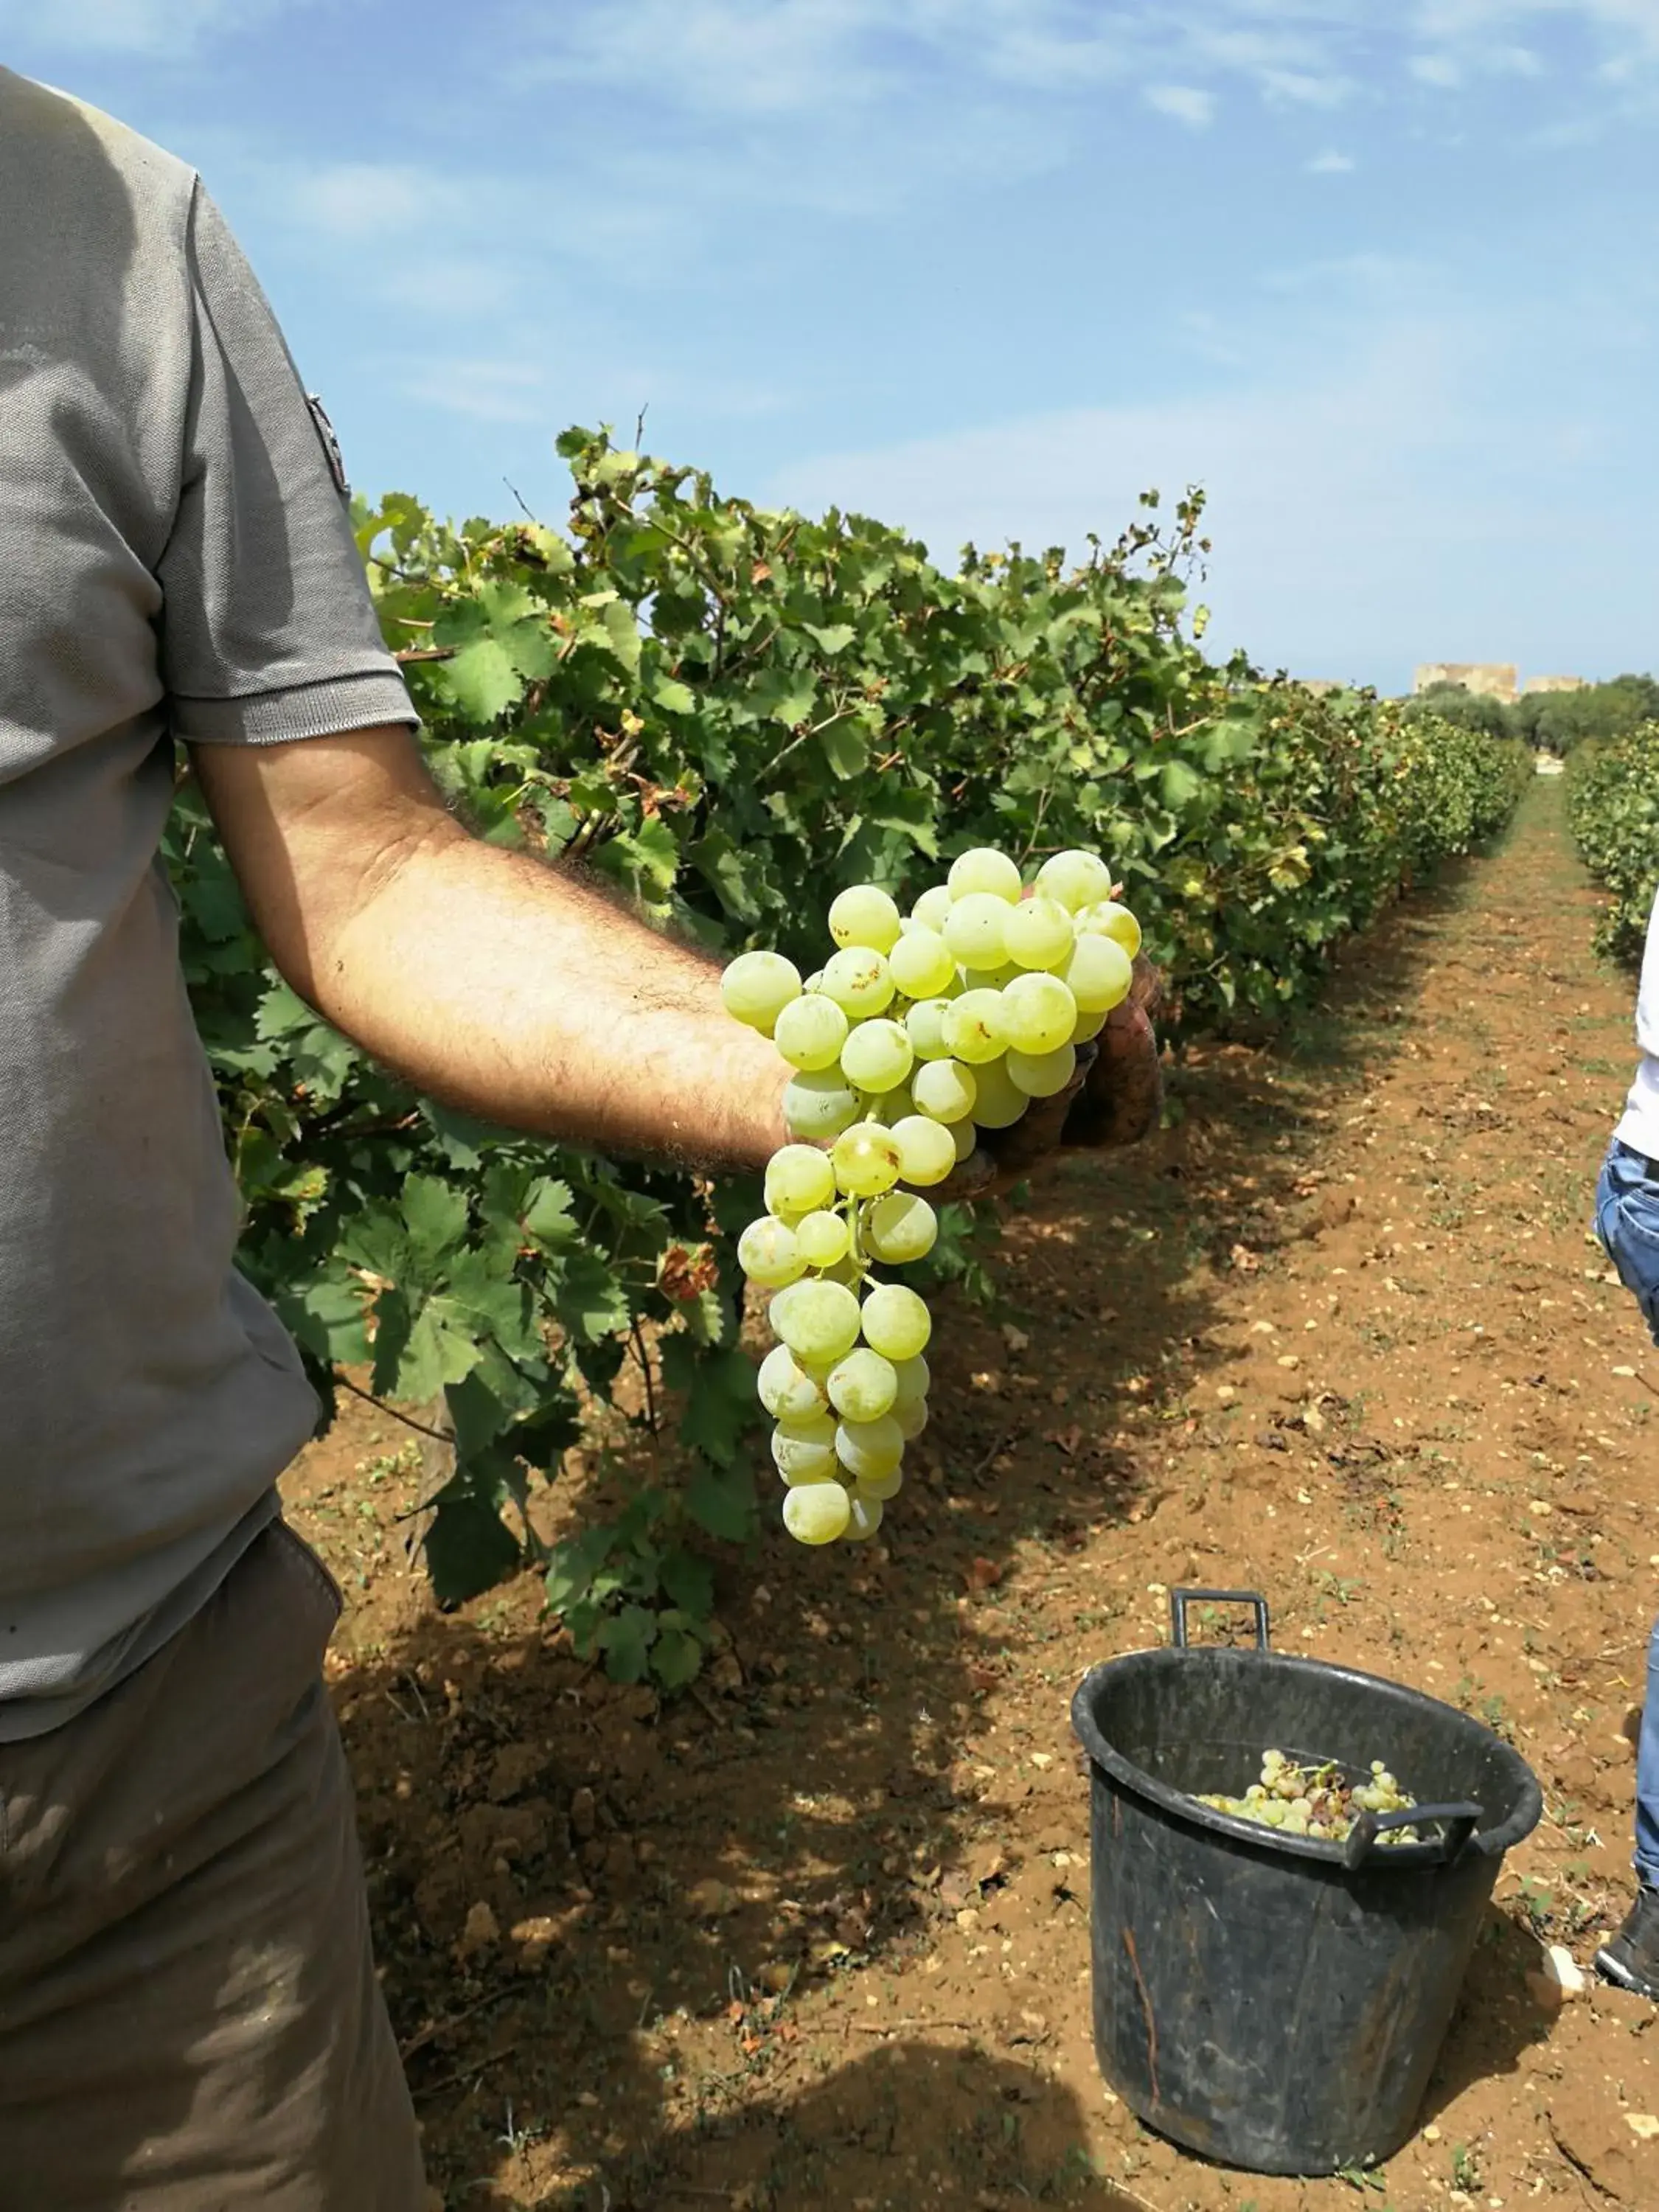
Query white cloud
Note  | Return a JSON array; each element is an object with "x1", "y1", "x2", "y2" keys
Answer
[
  {"x1": 1307, "y1": 147, "x2": 1357, "y2": 170},
  {"x1": 1144, "y1": 82, "x2": 1218, "y2": 127},
  {"x1": 0, "y1": 0, "x2": 310, "y2": 54},
  {"x1": 288, "y1": 163, "x2": 479, "y2": 245},
  {"x1": 1411, "y1": 50, "x2": 1465, "y2": 83},
  {"x1": 762, "y1": 309, "x2": 1644, "y2": 687},
  {"x1": 399, "y1": 359, "x2": 554, "y2": 426}
]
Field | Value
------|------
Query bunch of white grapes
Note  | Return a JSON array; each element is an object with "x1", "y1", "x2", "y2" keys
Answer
[
  {"x1": 1196, "y1": 1752, "x2": 1417, "y2": 1845},
  {"x1": 719, "y1": 844, "x2": 1142, "y2": 1548}
]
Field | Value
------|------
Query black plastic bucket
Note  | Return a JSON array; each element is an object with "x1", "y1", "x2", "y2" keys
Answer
[{"x1": 1069, "y1": 1589, "x2": 1543, "y2": 2177}]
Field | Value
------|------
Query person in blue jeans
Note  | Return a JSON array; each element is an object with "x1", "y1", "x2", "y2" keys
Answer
[{"x1": 1593, "y1": 880, "x2": 1659, "y2": 1995}]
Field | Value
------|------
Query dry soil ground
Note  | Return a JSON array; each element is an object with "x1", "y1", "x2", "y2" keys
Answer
[{"x1": 287, "y1": 775, "x2": 1659, "y2": 2212}]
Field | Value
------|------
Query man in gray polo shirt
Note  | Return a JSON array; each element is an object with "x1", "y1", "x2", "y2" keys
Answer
[{"x1": 0, "y1": 66, "x2": 1163, "y2": 2211}]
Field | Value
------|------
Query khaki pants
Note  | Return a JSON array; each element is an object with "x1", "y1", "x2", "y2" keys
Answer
[{"x1": 0, "y1": 1522, "x2": 426, "y2": 2211}]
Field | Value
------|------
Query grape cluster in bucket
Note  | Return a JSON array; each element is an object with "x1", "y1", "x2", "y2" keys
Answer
[{"x1": 720, "y1": 846, "x2": 1141, "y2": 1547}]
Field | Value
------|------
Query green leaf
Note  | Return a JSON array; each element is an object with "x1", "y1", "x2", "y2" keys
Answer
[
  {"x1": 402, "y1": 1176, "x2": 471, "y2": 1271},
  {"x1": 523, "y1": 1178, "x2": 578, "y2": 1246},
  {"x1": 392, "y1": 1295, "x2": 484, "y2": 1400},
  {"x1": 651, "y1": 675, "x2": 698, "y2": 714},
  {"x1": 545, "y1": 1523, "x2": 615, "y2": 1614},
  {"x1": 667, "y1": 1340, "x2": 759, "y2": 1466},
  {"x1": 440, "y1": 638, "x2": 524, "y2": 723},
  {"x1": 597, "y1": 1604, "x2": 657, "y2": 1683},
  {"x1": 551, "y1": 1248, "x2": 633, "y2": 1344},
  {"x1": 820, "y1": 719, "x2": 870, "y2": 779},
  {"x1": 651, "y1": 1626, "x2": 705, "y2": 1688},
  {"x1": 659, "y1": 1547, "x2": 715, "y2": 1618},
  {"x1": 686, "y1": 1463, "x2": 757, "y2": 1543},
  {"x1": 750, "y1": 668, "x2": 817, "y2": 728},
  {"x1": 423, "y1": 1492, "x2": 524, "y2": 1605},
  {"x1": 1161, "y1": 759, "x2": 1203, "y2": 810}
]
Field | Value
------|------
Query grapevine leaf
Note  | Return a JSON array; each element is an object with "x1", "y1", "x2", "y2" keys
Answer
[
  {"x1": 523, "y1": 1178, "x2": 578, "y2": 1246},
  {"x1": 686, "y1": 1462, "x2": 757, "y2": 1543},
  {"x1": 659, "y1": 1548, "x2": 715, "y2": 1618},
  {"x1": 389, "y1": 1296, "x2": 484, "y2": 1400},
  {"x1": 440, "y1": 638, "x2": 524, "y2": 723},
  {"x1": 597, "y1": 1604, "x2": 656, "y2": 1683},
  {"x1": 423, "y1": 1492, "x2": 524, "y2": 1606},
  {"x1": 550, "y1": 1249, "x2": 633, "y2": 1344},
  {"x1": 650, "y1": 1626, "x2": 705, "y2": 1688},
  {"x1": 545, "y1": 1523, "x2": 615, "y2": 1615}
]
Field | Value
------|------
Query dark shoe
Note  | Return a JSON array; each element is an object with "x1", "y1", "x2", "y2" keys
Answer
[{"x1": 1596, "y1": 1886, "x2": 1659, "y2": 1999}]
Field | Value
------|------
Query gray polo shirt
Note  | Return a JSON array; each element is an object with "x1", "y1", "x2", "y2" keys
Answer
[{"x1": 0, "y1": 70, "x2": 416, "y2": 1738}]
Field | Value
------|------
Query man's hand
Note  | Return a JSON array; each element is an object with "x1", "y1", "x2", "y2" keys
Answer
[
  {"x1": 936, "y1": 956, "x2": 1164, "y2": 1202},
  {"x1": 190, "y1": 726, "x2": 792, "y2": 1173}
]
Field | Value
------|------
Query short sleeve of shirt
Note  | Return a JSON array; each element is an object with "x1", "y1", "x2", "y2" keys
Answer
[{"x1": 156, "y1": 181, "x2": 417, "y2": 745}]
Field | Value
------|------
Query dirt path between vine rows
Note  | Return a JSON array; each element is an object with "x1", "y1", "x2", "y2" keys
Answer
[{"x1": 285, "y1": 773, "x2": 1659, "y2": 2211}]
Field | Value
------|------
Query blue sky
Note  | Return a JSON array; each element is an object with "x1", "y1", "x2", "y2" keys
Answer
[{"x1": 3, "y1": 1, "x2": 1655, "y2": 692}]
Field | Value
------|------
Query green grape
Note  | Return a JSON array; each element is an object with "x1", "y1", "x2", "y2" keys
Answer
[
  {"x1": 1034, "y1": 848, "x2": 1113, "y2": 913},
  {"x1": 739, "y1": 1216, "x2": 807, "y2": 1287},
  {"x1": 793, "y1": 1208, "x2": 851, "y2": 1268},
  {"x1": 1064, "y1": 933, "x2": 1133, "y2": 1014},
  {"x1": 894, "y1": 1396, "x2": 928, "y2": 1442},
  {"x1": 958, "y1": 961, "x2": 1018, "y2": 992},
  {"x1": 842, "y1": 1491, "x2": 885, "y2": 1542},
  {"x1": 827, "y1": 1346, "x2": 899, "y2": 1422},
  {"x1": 839, "y1": 1018, "x2": 914, "y2": 1094},
  {"x1": 783, "y1": 1068, "x2": 860, "y2": 1141},
  {"x1": 765, "y1": 1143, "x2": 837, "y2": 1217},
  {"x1": 835, "y1": 1413, "x2": 905, "y2": 1481},
  {"x1": 905, "y1": 998, "x2": 956, "y2": 1061},
  {"x1": 891, "y1": 1353, "x2": 931, "y2": 1408},
  {"x1": 861, "y1": 1282, "x2": 932, "y2": 1360},
  {"x1": 950, "y1": 1116, "x2": 977, "y2": 1162},
  {"x1": 873, "y1": 1083, "x2": 916, "y2": 1127},
  {"x1": 819, "y1": 947, "x2": 895, "y2": 1018},
  {"x1": 942, "y1": 892, "x2": 1010, "y2": 969},
  {"x1": 830, "y1": 1123, "x2": 903, "y2": 1198},
  {"x1": 720, "y1": 950, "x2": 802, "y2": 1034},
  {"x1": 771, "y1": 1415, "x2": 837, "y2": 1481},
  {"x1": 912, "y1": 1057, "x2": 977, "y2": 1124},
  {"x1": 1006, "y1": 1041, "x2": 1077, "y2": 1098},
  {"x1": 1077, "y1": 900, "x2": 1142, "y2": 958},
  {"x1": 758, "y1": 1344, "x2": 830, "y2": 1423},
  {"x1": 773, "y1": 992, "x2": 849, "y2": 1072},
  {"x1": 947, "y1": 846, "x2": 1023, "y2": 902},
  {"x1": 829, "y1": 883, "x2": 902, "y2": 954},
  {"x1": 888, "y1": 926, "x2": 956, "y2": 1001},
  {"x1": 858, "y1": 1462, "x2": 905, "y2": 1500},
  {"x1": 783, "y1": 1481, "x2": 852, "y2": 1545},
  {"x1": 999, "y1": 971, "x2": 1077, "y2": 1054},
  {"x1": 967, "y1": 1054, "x2": 1028, "y2": 1129},
  {"x1": 771, "y1": 1279, "x2": 863, "y2": 1365},
  {"x1": 1004, "y1": 894, "x2": 1077, "y2": 971},
  {"x1": 864, "y1": 1191, "x2": 938, "y2": 1264},
  {"x1": 911, "y1": 883, "x2": 954, "y2": 932},
  {"x1": 889, "y1": 1114, "x2": 957, "y2": 1186},
  {"x1": 942, "y1": 989, "x2": 1006, "y2": 1065},
  {"x1": 1071, "y1": 1003, "x2": 1109, "y2": 1044}
]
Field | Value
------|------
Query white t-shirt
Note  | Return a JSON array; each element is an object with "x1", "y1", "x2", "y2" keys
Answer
[{"x1": 1616, "y1": 881, "x2": 1659, "y2": 1161}]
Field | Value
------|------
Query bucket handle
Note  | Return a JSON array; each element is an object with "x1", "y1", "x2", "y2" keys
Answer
[
  {"x1": 1170, "y1": 1587, "x2": 1270, "y2": 1652},
  {"x1": 1343, "y1": 1801, "x2": 1484, "y2": 1871}
]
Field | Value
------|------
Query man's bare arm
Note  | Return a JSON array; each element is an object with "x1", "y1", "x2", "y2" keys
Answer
[{"x1": 189, "y1": 726, "x2": 790, "y2": 1172}]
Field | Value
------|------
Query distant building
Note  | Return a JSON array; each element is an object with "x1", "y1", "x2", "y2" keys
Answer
[
  {"x1": 1413, "y1": 662, "x2": 1518, "y2": 703},
  {"x1": 1520, "y1": 674, "x2": 1588, "y2": 696}
]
